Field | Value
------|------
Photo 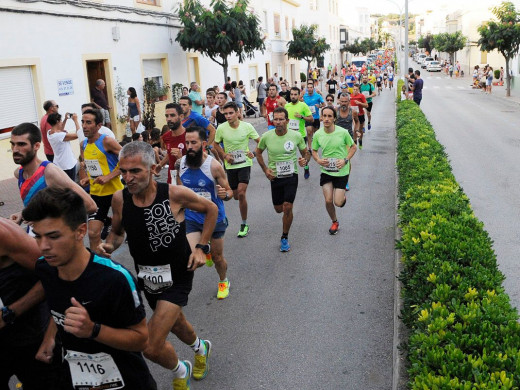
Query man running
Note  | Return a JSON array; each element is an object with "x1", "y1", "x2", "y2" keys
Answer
[
  {"x1": 263, "y1": 84, "x2": 286, "y2": 130},
  {"x1": 99, "y1": 141, "x2": 218, "y2": 387},
  {"x1": 255, "y1": 107, "x2": 309, "y2": 252},
  {"x1": 157, "y1": 103, "x2": 188, "y2": 184},
  {"x1": 10, "y1": 123, "x2": 96, "y2": 226},
  {"x1": 335, "y1": 93, "x2": 355, "y2": 191},
  {"x1": 302, "y1": 80, "x2": 325, "y2": 179},
  {"x1": 214, "y1": 102, "x2": 260, "y2": 237},
  {"x1": 23, "y1": 187, "x2": 157, "y2": 389},
  {"x1": 285, "y1": 87, "x2": 313, "y2": 145},
  {"x1": 312, "y1": 107, "x2": 357, "y2": 235},
  {"x1": 0, "y1": 218, "x2": 61, "y2": 389},
  {"x1": 79, "y1": 109, "x2": 124, "y2": 251},
  {"x1": 360, "y1": 75, "x2": 376, "y2": 131},
  {"x1": 349, "y1": 84, "x2": 369, "y2": 149},
  {"x1": 178, "y1": 126, "x2": 233, "y2": 299}
]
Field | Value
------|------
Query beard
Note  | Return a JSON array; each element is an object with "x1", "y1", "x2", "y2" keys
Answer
[
  {"x1": 290, "y1": 97, "x2": 299, "y2": 104},
  {"x1": 168, "y1": 120, "x2": 181, "y2": 130},
  {"x1": 13, "y1": 149, "x2": 36, "y2": 166},
  {"x1": 340, "y1": 104, "x2": 349, "y2": 111},
  {"x1": 186, "y1": 148, "x2": 203, "y2": 167}
]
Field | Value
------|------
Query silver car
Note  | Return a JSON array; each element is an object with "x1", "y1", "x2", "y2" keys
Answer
[{"x1": 427, "y1": 61, "x2": 442, "y2": 72}]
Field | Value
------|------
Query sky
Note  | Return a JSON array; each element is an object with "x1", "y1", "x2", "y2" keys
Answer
[{"x1": 339, "y1": 0, "x2": 504, "y2": 25}]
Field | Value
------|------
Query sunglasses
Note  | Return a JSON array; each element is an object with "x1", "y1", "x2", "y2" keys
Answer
[
  {"x1": 326, "y1": 99, "x2": 333, "y2": 102},
  {"x1": 53, "y1": 105, "x2": 59, "y2": 108}
]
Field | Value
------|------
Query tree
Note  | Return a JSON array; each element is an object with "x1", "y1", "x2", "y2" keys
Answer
[
  {"x1": 380, "y1": 32, "x2": 393, "y2": 48},
  {"x1": 287, "y1": 24, "x2": 330, "y2": 76},
  {"x1": 478, "y1": 1, "x2": 520, "y2": 96},
  {"x1": 433, "y1": 31, "x2": 467, "y2": 64},
  {"x1": 418, "y1": 34, "x2": 434, "y2": 55},
  {"x1": 176, "y1": 0, "x2": 265, "y2": 83}
]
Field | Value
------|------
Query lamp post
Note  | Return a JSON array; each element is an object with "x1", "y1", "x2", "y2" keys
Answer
[{"x1": 404, "y1": 0, "x2": 409, "y2": 91}]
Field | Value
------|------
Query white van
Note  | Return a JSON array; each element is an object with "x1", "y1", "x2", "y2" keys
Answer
[{"x1": 351, "y1": 56, "x2": 367, "y2": 68}]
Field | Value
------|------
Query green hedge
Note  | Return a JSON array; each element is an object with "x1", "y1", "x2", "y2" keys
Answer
[{"x1": 396, "y1": 100, "x2": 520, "y2": 388}]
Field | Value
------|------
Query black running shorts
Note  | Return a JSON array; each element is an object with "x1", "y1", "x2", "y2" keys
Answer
[{"x1": 270, "y1": 174, "x2": 298, "y2": 206}]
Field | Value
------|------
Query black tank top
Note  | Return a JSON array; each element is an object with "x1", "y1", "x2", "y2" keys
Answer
[
  {"x1": 121, "y1": 182, "x2": 193, "y2": 284},
  {"x1": 216, "y1": 109, "x2": 227, "y2": 127}
]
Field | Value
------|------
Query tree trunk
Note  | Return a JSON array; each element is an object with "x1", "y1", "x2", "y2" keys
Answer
[
  {"x1": 505, "y1": 58, "x2": 511, "y2": 97},
  {"x1": 223, "y1": 56, "x2": 229, "y2": 85},
  {"x1": 307, "y1": 61, "x2": 311, "y2": 81}
]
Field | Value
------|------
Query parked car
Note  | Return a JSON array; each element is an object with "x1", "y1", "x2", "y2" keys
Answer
[
  {"x1": 416, "y1": 54, "x2": 427, "y2": 64},
  {"x1": 421, "y1": 57, "x2": 434, "y2": 69},
  {"x1": 427, "y1": 61, "x2": 442, "y2": 72}
]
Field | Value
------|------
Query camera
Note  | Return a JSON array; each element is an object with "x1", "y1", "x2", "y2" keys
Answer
[{"x1": 67, "y1": 113, "x2": 75, "y2": 119}]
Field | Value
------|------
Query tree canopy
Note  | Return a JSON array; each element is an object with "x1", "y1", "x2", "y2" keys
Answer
[
  {"x1": 176, "y1": 0, "x2": 265, "y2": 82},
  {"x1": 341, "y1": 38, "x2": 380, "y2": 56},
  {"x1": 287, "y1": 24, "x2": 330, "y2": 75},
  {"x1": 433, "y1": 31, "x2": 467, "y2": 63},
  {"x1": 478, "y1": 1, "x2": 520, "y2": 96},
  {"x1": 417, "y1": 34, "x2": 434, "y2": 54}
]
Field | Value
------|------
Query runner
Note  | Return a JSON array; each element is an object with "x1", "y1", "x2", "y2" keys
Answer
[
  {"x1": 311, "y1": 107, "x2": 357, "y2": 235},
  {"x1": 9, "y1": 122, "x2": 96, "y2": 227},
  {"x1": 0, "y1": 218, "x2": 61, "y2": 390},
  {"x1": 376, "y1": 72, "x2": 383, "y2": 95},
  {"x1": 285, "y1": 87, "x2": 313, "y2": 145},
  {"x1": 359, "y1": 75, "x2": 376, "y2": 131},
  {"x1": 177, "y1": 126, "x2": 233, "y2": 299},
  {"x1": 156, "y1": 103, "x2": 187, "y2": 184},
  {"x1": 349, "y1": 84, "x2": 369, "y2": 149},
  {"x1": 22, "y1": 187, "x2": 157, "y2": 390},
  {"x1": 99, "y1": 141, "x2": 218, "y2": 387},
  {"x1": 79, "y1": 108, "x2": 124, "y2": 251},
  {"x1": 335, "y1": 92, "x2": 354, "y2": 191},
  {"x1": 388, "y1": 69, "x2": 394, "y2": 90},
  {"x1": 263, "y1": 84, "x2": 286, "y2": 130},
  {"x1": 213, "y1": 102, "x2": 260, "y2": 237},
  {"x1": 302, "y1": 80, "x2": 325, "y2": 179},
  {"x1": 255, "y1": 107, "x2": 310, "y2": 251}
]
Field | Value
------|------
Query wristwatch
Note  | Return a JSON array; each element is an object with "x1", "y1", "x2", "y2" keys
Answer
[
  {"x1": 344, "y1": 158, "x2": 349, "y2": 165},
  {"x1": 1, "y1": 306, "x2": 15, "y2": 325},
  {"x1": 195, "y1": 243, "x2": 211, "y2": 254}
]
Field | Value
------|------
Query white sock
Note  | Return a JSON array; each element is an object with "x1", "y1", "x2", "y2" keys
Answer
[
  {"x1": 172, "y1": 361, "x2": 187, "y2": 378},
  {"x1": 190, "y1": 337, "x2": 206, "y2": 355}
]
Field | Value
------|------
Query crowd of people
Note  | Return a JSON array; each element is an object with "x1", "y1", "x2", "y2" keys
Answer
[{"x1": 2, "y1": 51, "x2": 396, "y2": 388}]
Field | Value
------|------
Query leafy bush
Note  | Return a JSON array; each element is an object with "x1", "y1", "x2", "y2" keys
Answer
[
  {"x1": 396, "y1": 100, "x2": 520, "y2": 388},
  {"x1": 300, "y1": 72, "x2": 307, "y2": 82},
  {"x1": 494, "y1": 69, "x2": 501, "y2": 80}
]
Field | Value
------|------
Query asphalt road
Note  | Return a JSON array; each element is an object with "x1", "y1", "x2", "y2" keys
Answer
[
  {"x1": 411, "y1": 63, "x2": 520, "y2": 310},
  {"x1": 4, "y1": 88, "x2": 397, "y2": 389}
]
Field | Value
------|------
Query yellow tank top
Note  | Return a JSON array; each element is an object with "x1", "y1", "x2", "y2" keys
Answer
[{"x1": 83, "y1": 134, "x2": 123, "y2": 196}]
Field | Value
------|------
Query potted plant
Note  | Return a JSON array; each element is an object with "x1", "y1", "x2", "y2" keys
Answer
[
  {"x1": 157, "y1": 84, "x2": 170, "y2": 101},
  {"x1": 142, "y1": 79, "x2": 159, "y2": 130},
  {"x1": 113, "y1": 77, "x2": 130, "y2": 137},
  {"x1": 171, "y1": 83, "x2": 184, "y2": 103}
]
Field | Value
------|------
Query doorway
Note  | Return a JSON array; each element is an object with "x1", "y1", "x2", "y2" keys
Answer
[
  {"x1": 86, "y1": 60, "x2": 112, "y2": 125},
  {"x1": 265, "y1": 62, "x2": 270, "y2": 79}
]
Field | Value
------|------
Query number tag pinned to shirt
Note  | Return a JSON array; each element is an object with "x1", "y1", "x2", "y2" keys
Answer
[
  {"x1": 309, "y1": 105, "x2": 316, "y2": 114},
  {"x1": 362, "y1": 91, "x2": 370, "y2": 97},
  {"x1": 197, "y1": 191, "x2": 212, "y2": 201},
  {"x1": 170, "y1": 170, "x2": 177, "y2": 185},
  {"x1": 230, "y1": 150, "x2": 246, "y2": 164},
  {"x1": 85, "y1": 159, "x2": 103, "y2": 177},
  {"x1": 351, "y1": 106, "x2": 359, "y2": 114},
  {"x1": 325, "y1": 159, "x2": 339, "y2": 172},
  {"x1": 65, "y1": 351, "x2": 124, "y2": 390},
  {"x1": 138, "y1": 264, "x2": 173, "y2": 293},
  {"x1": 268, "y1": 112, "x2": 274, "y2": 122},
  {"x1": 288, "y1": 119, "x2": 300, "y2": 130},
  {"x1": 276, "y1": 161, "x2": 294, "y2": 177}
]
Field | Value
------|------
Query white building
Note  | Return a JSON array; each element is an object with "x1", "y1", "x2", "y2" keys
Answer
[{"x1": 0, "y1": 0, "x2": 344, "y2": 139}]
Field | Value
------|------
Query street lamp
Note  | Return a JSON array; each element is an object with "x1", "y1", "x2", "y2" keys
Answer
[{"x1": 384, "y1": 0, "x2": 410, "y2": 89}]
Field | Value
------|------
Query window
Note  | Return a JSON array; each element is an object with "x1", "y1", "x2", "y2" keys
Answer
[
  {"x1": 285, "y1": 16, "x2": 289, "y2": 38},
  {"x1": 274, "y1": 14, "x2": 280, "y2": 37},
  {"x1": 263, "y1": 10, "x2": 268, "y2": 31},
  {"x1": 143, "y1": 59, "x2": 164, "y2": 88}
]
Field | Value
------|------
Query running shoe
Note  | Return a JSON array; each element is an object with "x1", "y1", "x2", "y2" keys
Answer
[
  {"x1": 193, "y1": 340, "x2": 212, "y2": 380},
  {"x1": 172, "y1": 360, "x2": 192, "y2": 390},
  {"x1": 368, "y1": 123, "x2": 372, "y2": 130},
  {"x1": 280, "y1": 238, "x2": 291, "y2": 252},
  {"x1": 237, "y1": 224, "x2": 249, "y2": 237},
  {"x1": 345, "y1": 182, "x2": 350, "y2": 191},
  {"x1": 304, "y1": 166, "x2": 310, "y2": 179},
  {"x1": 217, "y1": 280, "x2": 230, "y2": 299},
  {"x1": 362, "y1": 126, "x2": 366, "y2": 133},
  {"x1": 329, "y1": 221, "x2": 339, "y2": 235}
]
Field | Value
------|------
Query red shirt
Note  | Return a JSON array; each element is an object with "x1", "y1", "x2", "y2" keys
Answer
[
  {"x1": 264, "y1": 96, "x2": 280, "y2": 127},
  {"x1": 161, "y1": 130, "x2": 186, "y2": 184},
  {"x1": 350, "y1": 93, "x2": 367, "y2": 115},
  {"x1": 39, "y1": 114, "x2": 53, "y2": 156}
]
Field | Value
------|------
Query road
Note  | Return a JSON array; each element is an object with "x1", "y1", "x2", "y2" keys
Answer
[
  {"x1": 410, "y1": 63, "x2": 520, "y2": 310},
  {"x1": 3, "y1": 88, "x2": 398, "y2": 389}
]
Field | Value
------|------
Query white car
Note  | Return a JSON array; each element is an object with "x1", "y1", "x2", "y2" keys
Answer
[
  {"x1": 427, "y1": 61, "x2": 442, "y2": 72},
  {"x1": 421, "y1": 57, "x2": 434, "y2": 69},
  {"x1": 417, "y1": 54, "x2": 426, "y2": 64}
]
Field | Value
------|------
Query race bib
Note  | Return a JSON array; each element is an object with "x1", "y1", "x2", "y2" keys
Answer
[
  {"x1": 65, "y1": 351, "x2": 124, "y2": 390},
  {"x1": 268, "y1": 112, "x2": 274, "y2": 122},
  {"x1": 362, "y1": 91, "x2": 370, "y2": 97},
  {"x1": 170, "y1": 170, "x2": 177, "y2": 185},
  {"x1": 85, "y1": 159, "x2": 103, "y2": 177},
  {"x1": 289, "y1": 119, "x2": 300, "y2": 130},
  {"x1": 275, "y1": 161, "x2": 294, "y2": 177},
  {"x1": 0, "y1": 297, "x2": 3, "y2": 308},
  {"x1": 138, "y1": 264, "x2": 173, "y2": 293},
  {"x1": 325, "y1": 159, "x2": 339, "y2": 172},
  {"x1": 196, "y1": 191, "x2": 212, "y2": 200},
  {"x1": 351, "y1": 106, "x2": 359, "y2": 114},
  {"x1": 309, "y1": 105, "x2": 316, "y2": 114},
  {"x1": 230, "y1": 150, "x2": 246, "y2": 164}
]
